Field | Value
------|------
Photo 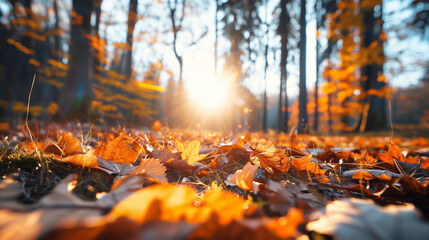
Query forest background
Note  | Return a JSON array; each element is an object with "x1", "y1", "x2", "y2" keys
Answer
[{"x1": 0, "y1": 0, "x2": 428, "y2": 135}]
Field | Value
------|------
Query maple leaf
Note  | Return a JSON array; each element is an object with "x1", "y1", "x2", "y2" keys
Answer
[
  {"x1": 175, "y1": 140, "x2": 210, "y2": 166},
  {"x1": 227, "y1": 162, "x2": 259, "y2": 192},
  {"x1": 250, "y1": 143, "x2": 289, "y2": 174},
  {"x1": 290, "y1": 154, "x2": 329, "y2": 182}
]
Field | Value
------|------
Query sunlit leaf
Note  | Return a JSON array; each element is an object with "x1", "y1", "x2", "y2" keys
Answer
[{"x1": 227, "y1": 162, "x2": 259, "y2": 191}]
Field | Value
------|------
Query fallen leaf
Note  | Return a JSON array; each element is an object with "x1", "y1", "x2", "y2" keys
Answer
[
  {"x1": 250, "y1": 143, "x2": 289, "y2": 174},
  {"x1": 176, "y1": 140, "x2": 210, "y2": 165},
  {"x1": 227, "y1": 162, "x2": 259, "y2": 192},
  {"x1": 94, "y1": 136, "x2": 140, "y2": 164},
  {"x1": 290, "y1": 154, "x2": 329, "y2": 182},
  {"x1": 130, "y1": 158, "x2": 167, "y2": 183},
  {"x1": 343, "y1": 169, "x2": 402, "y2": 181}
]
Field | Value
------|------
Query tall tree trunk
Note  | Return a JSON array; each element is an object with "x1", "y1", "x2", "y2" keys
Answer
[
  {"x1": 60, "y1": 0, "x2": 94, "y2": 120},
  {"x1": 124, "y1": 0, "x2": 138, "y2": 82},
  {"x1": 357, "y1": 2, "x2": 386, "y2": 132},
  {"x1": 314, "y1": 0, "x2": 320, "y2": 132},
  {"x1": 298, "y1": 0, "x2": 308, "y2": 133},
  {"x1": 278, "y1": 0, "x2": 289, "y2": 132},
  {"x1": 262, "y1": 0, "x2": 269, "y2": 132}
]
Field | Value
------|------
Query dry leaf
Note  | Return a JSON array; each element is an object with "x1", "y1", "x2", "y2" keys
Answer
[
  {"x1": 227, "y1": 162, "x2": 259, "y2": 191},
  {"x1": 250, "y1": 143, "x2": 289, "y2": 174},
  {"x1": 109, "y1": 184, "x2": 198, "y2": 225},
  {"x1": 57, "y1": 132, "x2": 83, "y2": 156},
  {"x1": 130, "y1": 158, "x2": 167, "y2": 183},
  {"x1": 290, "y1": 154, "x2": 329, "y2": 182},
  {"x1": 94, "y1": 136, "x2": 140, "y2": 164},
  {"x1": 176, "y1": 140, "x2": 210, "y2": 165}
]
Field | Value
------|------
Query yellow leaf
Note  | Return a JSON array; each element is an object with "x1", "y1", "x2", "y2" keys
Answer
[{"x1": 175, "y1": 140, "x2": 209, "y2": 166}]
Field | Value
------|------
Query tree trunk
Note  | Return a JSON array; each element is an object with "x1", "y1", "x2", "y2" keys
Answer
[
  {"x1": 262, "y1": 0, "x2": 269, "y2": 132},
  {"x1": 357, "y1": 2, "x2": 386, "y2": 132},
  {"x1": 59, "y1": 0, "x2": 94, "y2": 120},
  {"x1": 298, "y1": 0, "x2": 308, "y2": 133},
  {"x1": 124, "y1": 0, "x2": 138, "y2": 82}
]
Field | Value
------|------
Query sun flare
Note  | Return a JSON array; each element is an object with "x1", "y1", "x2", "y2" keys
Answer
[{"x1": 188, "y1": 79, "x2": 229, "y2": 110}]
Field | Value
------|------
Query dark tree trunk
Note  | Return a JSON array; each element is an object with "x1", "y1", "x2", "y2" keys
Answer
[
  {"x1": 60, "y1": 0, "x2": 94, "y2": 120},
  {"x1": 124, "y1": 0, "x2": 138, "y2": 82},
  {"x1": 314, "y1": 0, "x2": 320, "y2": 132},
  {"x1": 262, "y1": 0, "x2": 269, "y2": 132},
  {"x1": 278, "y1": 0, "x2": 290, "y2": 132},
  {"x1": 357, "y1": 2, "x2": 386, "y2": 132},
  {"x1": 298, "y1": 0, "x2": 308, "y2": 133}
]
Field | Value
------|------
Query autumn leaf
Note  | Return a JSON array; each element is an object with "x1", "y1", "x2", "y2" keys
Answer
[
  {"x1": 290, "y1": 154, "x2": 329, "y2": 182},
  {"x1": 57, "y1": 132, "x2": 83, "y2": 156},
  {"x1": 227, "y1": 162, "x2": 259, "y2": 192},
  {"x1": 250, "y1": 143, "x2": 289, "y2": 174},
  {"x1": 109, "y1": 184, "x2": 199, "y2": 225},
  {"x1": 61, "y1": 150, "x2": 98, "y2": 168},
  {"x1": 175, "y1": 140, "x2": 210, "y2": 166},
  {"x1": 342, "y1": 169, "x2": 402, "y2": 181},
  {"x1": 94, "y1": 136, "x2": 140, "y2": 164},
  {"x1": 130, "y1": 158, "x2": 167, "y2": 183}
]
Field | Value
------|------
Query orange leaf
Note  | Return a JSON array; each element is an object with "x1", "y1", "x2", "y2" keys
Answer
[
  {"x1": 250, "y1": 143, "x2": 289, "y2": 174},
  {"x1": 290, "y1": 155, "x2": 329, "y2": 182},
  {"x1": 57, "y1": 132, "x2": 83, "y2": 157},
  {"x1": 95, "y1": 136, "x2": 140, "y2": 164},
  {"x1": 227, "y1": 162, "x2": 259, "y2": 191},
  {"x1": 109, "y1": 184, "x2": 199, "y2": 224}
]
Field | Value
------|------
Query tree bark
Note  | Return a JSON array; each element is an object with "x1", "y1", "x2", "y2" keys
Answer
[
  {"x1": 357, "y1": 2, "x2": 387, "y2": 132},
  {"x1": 298, "y1": 0, "x2": 308, "y2": 133},
  {"x1": 124, "y1": 0, "x2": 138, "y2": 82},
  {"x1": 59, "y1": 0, "x2": 94, "y2": 120}
]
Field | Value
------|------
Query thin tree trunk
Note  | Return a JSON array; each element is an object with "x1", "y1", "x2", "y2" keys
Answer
[
  {"x1": 262, "y1": 0, "x2": 269, "y2": 132},
  {"x1": 314, "y1": 0, "x2": 320, "y2": 132},
  {"x1": 298, "y1": 0, "x2": 308, "y2": 133},
  {"x1": 124, "y1": 0, "x2": 138, "y2": 82}
]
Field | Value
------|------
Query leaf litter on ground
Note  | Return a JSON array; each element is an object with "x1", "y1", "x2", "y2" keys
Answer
[{"x1": 0, "y1": 122, "x2": 428, "y2": 239}]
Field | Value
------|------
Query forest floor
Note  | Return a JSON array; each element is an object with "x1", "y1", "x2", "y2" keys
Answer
[{"x1": 0, "y1": 121, "x2": 428, "y2": 240}]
